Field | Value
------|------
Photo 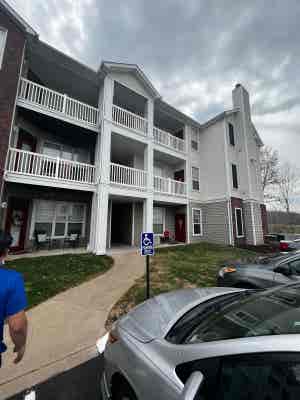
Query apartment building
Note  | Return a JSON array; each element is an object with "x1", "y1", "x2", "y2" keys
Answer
[{"x1": 0, "y1": 1, "x2": 267, "y2": 255}]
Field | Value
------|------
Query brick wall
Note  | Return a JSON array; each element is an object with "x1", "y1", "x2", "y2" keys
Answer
[{"x1": 0, "y1": 9, "x2": 26, "y2": 200}]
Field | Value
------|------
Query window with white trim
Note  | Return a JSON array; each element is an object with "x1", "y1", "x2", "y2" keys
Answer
[
  {"x1": 192, "y1": 208, "x2": 202, "y2": 236},
  {"x1": 191, "y1": 129, "x2": 199, "y2": 151},
  {"x1": 0, "y1": 27, "x2": 7, "y2": 69},
  {"x1": 153, "y1": 207, "x2": 164, "y2": 235},
  {"x1": 33, "y1": 200, "x2": 86, "y2": 238},
  {"x1": 192, "y1": 167, "x2": 200, "y2": 191},
  {"x1": 235, "y1": 207, "x2": 244, "y2": 237}
]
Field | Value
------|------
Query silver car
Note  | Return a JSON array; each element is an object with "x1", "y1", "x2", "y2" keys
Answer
[
  {"x1": 99, "y1": 284, "x2": 300, "y2": 400},
  {"x1": 218, "y1": 251, "x2": 300, "y2": 289}
]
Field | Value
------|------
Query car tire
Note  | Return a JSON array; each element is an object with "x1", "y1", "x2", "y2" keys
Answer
[{"x1": 113, "y1": 381, "x2": 137, "y2": 400}]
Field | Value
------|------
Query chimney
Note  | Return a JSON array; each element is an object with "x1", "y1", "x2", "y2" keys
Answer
[{"x1": 232, "y1": 83, "x2": 251, "y2": 122}]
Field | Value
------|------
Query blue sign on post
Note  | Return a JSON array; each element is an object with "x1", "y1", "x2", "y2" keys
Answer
[{"x1": 141, "y1": 232, "x2": 154, "y2": 256}]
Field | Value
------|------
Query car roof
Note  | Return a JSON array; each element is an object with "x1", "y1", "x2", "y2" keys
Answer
[{"x1": 165, "y1": 334, "x2": 300, "y2": 362}]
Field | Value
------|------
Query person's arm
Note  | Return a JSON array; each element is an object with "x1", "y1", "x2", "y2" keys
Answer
[{"x1": 8, "y1": 311, "x2": 28, "y2": 363}]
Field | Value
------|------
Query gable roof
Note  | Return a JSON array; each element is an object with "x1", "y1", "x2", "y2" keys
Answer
[
  {"x1": 99, "y1": 61, "x2": 161, "y2": 99},
  {"x1": 0, "y1": 0, "x2": 37, "y2": 36}
]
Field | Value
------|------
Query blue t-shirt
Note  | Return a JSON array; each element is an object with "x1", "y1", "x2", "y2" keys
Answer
[{"x1": 0, "y1": 264, "x2": 27, "y2": 354}]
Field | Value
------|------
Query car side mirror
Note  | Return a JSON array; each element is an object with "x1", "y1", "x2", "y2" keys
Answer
[
  {"x1": 274, "y1": 265, "x2": 292, "y2": 276},
  {"x1": 180, "y1": 371, "x2": 204, "y2": 400}
]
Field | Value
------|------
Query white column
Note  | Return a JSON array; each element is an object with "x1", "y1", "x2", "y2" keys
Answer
[
  {"x1": 89, "y1": 76, "x2": 114, "y2": 255},
  {"x1": 184, "y1": 125, "x2": 191, "y2": 244},
  {"x1": 144, "y1": 196, "x2": 153, "y2": 232}
]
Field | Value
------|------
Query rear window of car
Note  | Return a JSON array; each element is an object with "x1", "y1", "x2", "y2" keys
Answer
[{"x1": 166, "y1": 285, "x2": 300, "y2": 345}]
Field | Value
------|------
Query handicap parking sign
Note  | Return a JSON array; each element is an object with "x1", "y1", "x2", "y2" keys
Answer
[{"x1": 141, "y1": 232, "x2": 154, "y2": 256}]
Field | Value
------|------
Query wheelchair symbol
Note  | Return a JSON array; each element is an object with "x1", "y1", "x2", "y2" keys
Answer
[{"x1": 143, "y1": 234, "x2": 152, "y2": 246}]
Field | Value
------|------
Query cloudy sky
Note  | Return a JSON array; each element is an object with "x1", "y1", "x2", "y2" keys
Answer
[{"x1": 7, "y1": 0, "x2": 300, "y2": 206}]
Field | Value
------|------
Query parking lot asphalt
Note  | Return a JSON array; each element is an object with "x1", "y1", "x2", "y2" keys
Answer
[{"x1": 7, "y1": 356, "x2": 104, "y2": 400}]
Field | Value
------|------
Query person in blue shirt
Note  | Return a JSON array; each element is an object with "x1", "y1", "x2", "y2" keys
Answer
[{"x1": 0, "y1": 231, "x2": 28, "y2": 367}]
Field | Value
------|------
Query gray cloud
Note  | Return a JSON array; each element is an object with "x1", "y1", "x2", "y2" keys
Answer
[{"x1": 7, "y1": 1, "x2": 300, "y2": 171}]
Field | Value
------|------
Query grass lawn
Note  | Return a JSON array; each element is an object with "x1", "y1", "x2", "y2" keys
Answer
[
  {"x1": 6, "y1": 253, "x2": 113, "y2": 308},
  {"x1": 106, "y1": 242, "x2": 258, "y2": 329}
]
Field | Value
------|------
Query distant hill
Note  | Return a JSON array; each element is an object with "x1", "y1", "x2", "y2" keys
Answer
[{"x1": 268, "y1": 211, "x2": 300, "y2": 225}]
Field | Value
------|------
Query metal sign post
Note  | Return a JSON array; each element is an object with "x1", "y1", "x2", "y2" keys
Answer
[{"x1": 141, "y1": 232, "x2": 154, "y2": 300}]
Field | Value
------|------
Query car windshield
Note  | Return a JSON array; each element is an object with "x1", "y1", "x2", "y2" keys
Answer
[{"x1": 167, "y1": 285, "x2": 300, "y2": 345}]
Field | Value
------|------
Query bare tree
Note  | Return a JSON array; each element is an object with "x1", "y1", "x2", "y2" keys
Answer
[
  {"x1": 277, "y1": 162, "x2": 300, "y2": 214},
  {"x1": 260, "y1": 146, "x2": 280, "y2": 192}
]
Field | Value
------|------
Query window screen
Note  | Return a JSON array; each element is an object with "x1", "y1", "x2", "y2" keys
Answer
[
  {"x1": 192, "y1": 209, "x2": 202, "y2": 235},
  {"x1": 232, "y1": 164, "x2": 238, "y2": 189},
  {"x1": 192, "y1": 167, "x2": 200, "y2": 191},
  {"x1": 228, "y1": 123, "x2": 235, "y2": 146},
  {"x1": 235, "y1": 208, "x2": 244, "y2": 237},
  {"x1": 191, "y1": 130, "x2": 199, "y2": 151},
  {"x1": 153, "y1": 207, "x2": 164, "y2": 234}
]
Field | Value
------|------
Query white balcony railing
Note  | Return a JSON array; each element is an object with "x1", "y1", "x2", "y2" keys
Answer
[
  {"x1": 18, "y1": 78, "x2": 100, "y2": 129},
  {"x1": 112, "y1": 105, "x2": 148, "y2": 136},
  {"x1": 6, "y1": 148, "x2": 95, "y2": 184},
  {"x1": 110, "y1": 162, "x2": 147, "y2": 189},
  {"x1": 153, "y1": 127, "x2": 186, "y2": 153},
  {"x1": 154, "y1": 175, "x2": 187, "y2": 197}
]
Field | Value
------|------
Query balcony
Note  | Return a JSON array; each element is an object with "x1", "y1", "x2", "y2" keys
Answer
[
  {"x1": 110, "y1": 162, "x2": 147, "y2": 189},
  {"x1": 5, "y1": 148, "x2": 95, "y2": 191},
  {"x1": 112, "y1": 105, "x2": 148, "y2": 136},
  {"x1": 154, "y1": 176, "x2": 187, "y2": 197},
  {"x1": 153, "y1": 127, "x2": 186, "y2": 153},
  {"x1": 17, "y1": 78, "x2": 100, "y2": 132}
]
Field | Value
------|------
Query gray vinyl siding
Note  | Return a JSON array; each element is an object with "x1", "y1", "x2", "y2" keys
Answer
[
  {"x1": 243, "y1": 202, "x2": 254, "y2": 244},
  {"x1": 253, "y1": 202, "x2": 264, "y2": 244},
  {"x1": 243, "y1": 201, "x2": 264, "y2": 245},
  {"x1": 133, "y1": 202, "x2": 143, "y2": 246},
  {"x1": 189, "y1": 201, "x2": 231, "y2": 245}
]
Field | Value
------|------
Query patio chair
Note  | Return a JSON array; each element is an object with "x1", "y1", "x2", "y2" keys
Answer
[
  {"x1": 35, "y1": 231, "x2": 51, "y2": 250},
  {"x1": 64, "y1": 232, "x2": 80, "y2": 249},
  {"x1": 160, "y1": 230, "x2": 171, "y2": 244}
]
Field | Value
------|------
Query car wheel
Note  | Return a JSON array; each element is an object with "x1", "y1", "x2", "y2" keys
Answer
[{"x1": 113, "y1": 381, "x2": 137, "y2": 400}]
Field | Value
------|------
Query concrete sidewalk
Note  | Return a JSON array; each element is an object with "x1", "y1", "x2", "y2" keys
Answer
[{"x1": 0, "y1": 251, "x2": 144, "y2": 400}]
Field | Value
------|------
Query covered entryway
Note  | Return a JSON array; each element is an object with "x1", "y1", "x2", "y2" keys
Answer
[
  {"x1": 110, "y1": 202, "x2": 133, "y2": 246},
  {"x1": 5, "y1": 197, "x2": 30, "y2": 252}
]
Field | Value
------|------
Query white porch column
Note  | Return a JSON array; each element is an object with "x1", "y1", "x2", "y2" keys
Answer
[
  {"x1": 89, "y1": 76, "x2": 114, "y2": 255},
  {"x1": 144, "y1": 196, "x2": 153, "y2": 232},
  {"x1": 184, "y1": 125, "x2": 191, "y2": 244}
]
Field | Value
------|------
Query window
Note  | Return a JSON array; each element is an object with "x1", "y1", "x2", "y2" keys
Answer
[
  {"x1": 192, "y1": 208, "x2": 202, "y2": 236},
  {"x1": 0, "y1": 27, "x2": 7, "y2": 69},
  {"x1": 231, "y1": 164, "x2": 238, "y2": 189},
  {"x1": 191, "y1": 129, "x2": 199, "y2": 151},
  {"x1": 192, "y1": 167, "x2": 200, "y2": 191},
  {"x1": 289, "y1": 258, "x2": 300, "y2": 275},
  {"x1": 33, "y1": 201, "x2": 86, "y2": 238},
  {"x1": 153, "y1": 207, "x2": 164, "y2": 235},
  {"x1": 235, "y1": 208, "x2": 244, "y2": 237},
  {"x1": 170, "y1": 284, "x2": 300, "y2": 345},
  {"x1": 218, "y1": 354, "x2": 300, "y2": 400},
  {"x1": 43, "y1": 141, "x2": 90, "y2": 163},
  {"x1": 228, "y1": 122, "x2": 235, "y2": 146}
]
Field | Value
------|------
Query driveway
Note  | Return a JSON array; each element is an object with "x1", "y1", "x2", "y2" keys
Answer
[{"x1": 0, "y1": 251, "x2": 144, "y2": 400}]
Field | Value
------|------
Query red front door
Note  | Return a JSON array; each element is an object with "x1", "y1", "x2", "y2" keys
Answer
[
  {"x1": 175, "y1": 214, "x2": 186, "y2": 242},
  {"x1": 5, "y1": 198, "x2": 30, "y2": 252}
]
